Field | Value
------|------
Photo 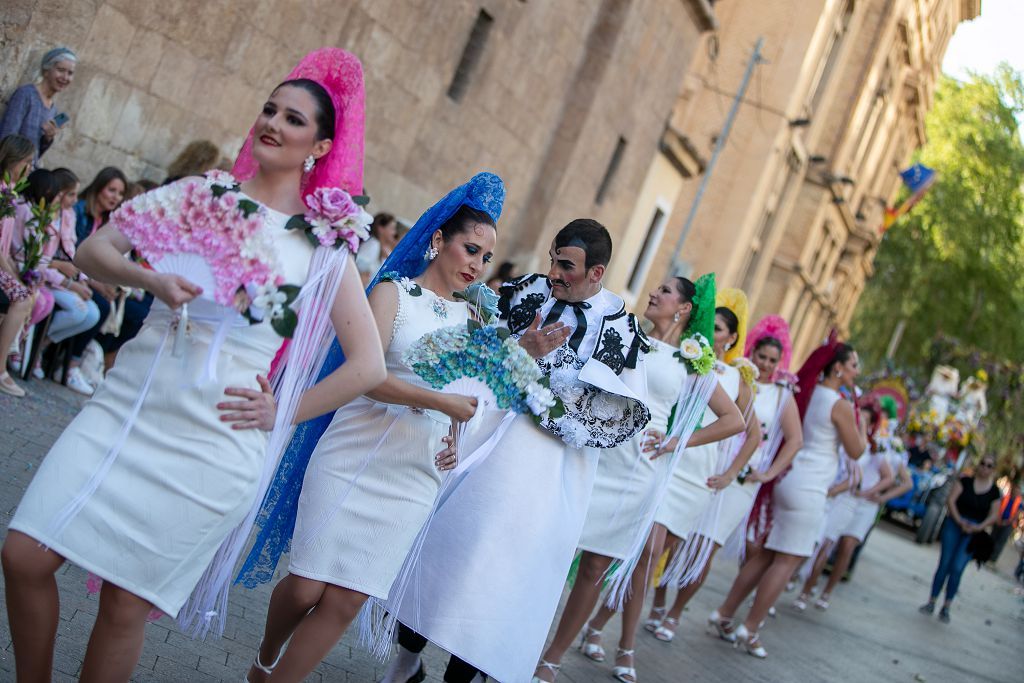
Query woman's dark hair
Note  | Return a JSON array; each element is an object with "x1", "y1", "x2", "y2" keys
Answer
[
  {"x1": 554, "y1": 218, "x2": 612, "y2": 269},
  {"x1": 494, "y1": 261, "x2": 516, "y2": 280},
  {"x1": 276, "y1": 79, "x2": 336, "y2": 141},
  {"x1": 23, "y1": 169, "x2": 60, "y2": 206},
  {"x1": 0, "y1": 134, "x2": 35, "y2": 176},
  {"x1": 824, "y1": 342, "x2": 856, "y2": 375},
  {"x1": 671, "y1": 277, "x2": 696, "y2": 304},
  {"x1": 82, "y1": 166, "x2": 128, "y2": 218},
  {"x1": 438, "y1": 205, "x2": 496, "y2": 241},
  {"x1": 755, "y1": 335, "x2": 784, "y2": 354},
  {"x1": 50, "y1": 167, "x2": 79, "y2": 194},
  {"x1": 371, "y1": 212, "x2": 396, "y2": 239},
  {"x1": 716, "y1": 306, "x2": 739, "y2": 335}
]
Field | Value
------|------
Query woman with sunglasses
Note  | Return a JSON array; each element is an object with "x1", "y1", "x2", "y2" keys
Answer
[{"x1": 919, "y1": 455, "x2": 1001, "y2": 623}]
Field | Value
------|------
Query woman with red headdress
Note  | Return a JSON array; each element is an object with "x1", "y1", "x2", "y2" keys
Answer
[
  {"x1": 1, "y1": 49, "x2": 385, "y2": 681},
  {"x1": 712, "y1": 333, "x2": 867, "y2": 658}
]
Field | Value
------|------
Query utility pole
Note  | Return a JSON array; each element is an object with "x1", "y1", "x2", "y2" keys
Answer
[{"x1": 670, "y1": 37, "x2": 766, "y2": 276}]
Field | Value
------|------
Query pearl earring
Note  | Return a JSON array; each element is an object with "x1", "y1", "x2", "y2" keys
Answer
[
  {"x1": 673, "y1": 311, "x2": 681, "y2": 323},
  {"x1": 303, "y1": 155, "x2": 316, "y2": 173},
  {"x1": 424, "y1": 245, "x2": 439, "y2": 261},
  {"x1": 725, "y1": 342, "x2": 733, "y2": 351}
]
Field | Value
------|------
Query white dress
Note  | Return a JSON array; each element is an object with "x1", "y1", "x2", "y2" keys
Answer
[
  {"x1": 766, "y1": 386, "x2": 842, "y2": 557},
  {"x1": 707, "y1": 381, "x2": 783, "y2": 546},
  {"x1": 843, "y1": 449, "x2": 886, "y2": 542},
  {"x1": 391, "y1": 284, "x2": 649, "y2": 683},
  {"x1": 578, "y1": 337, "x2": 686, "y2": 558},
  {"x1": 288, "y1": 280, "x2": 468, "y2": 598},
  {"x1": 655, "y1": 361, "x2": 740, "y2": 539},
  {"x1": 10, "y1": 206, "x2": 312, "y2": 616}
]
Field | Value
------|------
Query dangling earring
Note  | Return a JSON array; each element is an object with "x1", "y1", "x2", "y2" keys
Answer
[
  {"x1": 424, "y1": 245, "x2": 439, "y2": 261},
  {"x1": 303, "y1": 155, "x2": 316, "y2": 173},
  {"x1": 725, "y1": 342, "x2": 733, "y2": 351},
  {"x1": 835, "y1": 370, "x2": 843, "y2": 379},
  {"x1": 673, "y1": 311, "x2": 681, "y2": 323}
]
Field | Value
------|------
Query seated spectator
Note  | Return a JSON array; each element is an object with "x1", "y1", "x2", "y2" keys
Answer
[
  {"x1": 163, "y1": 139, "x2": 220, "y2": 184},
  {"x1": 0, "y1": 136, "x2": 36, "y2": 396},
  {"x1": 134, "y1": 178, "x2": 158, "y2": 193},
  {"x1": 0, "y1": 47, "x2": 77, "y2": 163},
  {"x1": 28, "y1": 168, "x2": 100, "y2": 392},
  {"x1": 67, "y1": 166, "x2": 127, "y2": 388},
  {"x1": 355, "y1": 212, "x2": 398, "y2": 284}
]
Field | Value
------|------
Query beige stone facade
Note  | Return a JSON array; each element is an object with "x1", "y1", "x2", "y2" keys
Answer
[
  {"x1": 607, "y1": 0, "x2": 979, "y2": 360},
  {"x1": 2, "y1": 0, "x2": 716, "y2": 272}
]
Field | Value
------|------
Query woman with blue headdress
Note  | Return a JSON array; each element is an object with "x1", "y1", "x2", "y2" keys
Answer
[{"x1": 242, "y1": 172, "x2": 504, "y2": 683}]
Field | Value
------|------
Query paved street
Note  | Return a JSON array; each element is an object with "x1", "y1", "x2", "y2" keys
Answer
[{"x1": 1, "y1": 380, "x2": 1021, "y2": 682}]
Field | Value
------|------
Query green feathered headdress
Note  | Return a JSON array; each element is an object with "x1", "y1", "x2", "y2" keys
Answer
[{"x1": 683, "y1": 272, "x2": 716, "y2": 343}]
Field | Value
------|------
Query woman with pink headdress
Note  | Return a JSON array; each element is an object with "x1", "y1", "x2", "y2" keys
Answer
[{"x1": 1, "y1": 49, "x2": 385, "y2": 681}]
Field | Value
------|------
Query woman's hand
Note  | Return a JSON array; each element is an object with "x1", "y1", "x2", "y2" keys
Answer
[
  {"x1": 745, "y1": 470, "x2": 767, "y2": 484},
  {"x1": 437, "y1": 393, "x2": 478, "y2": 422},
  {"x1": 148, "y1": 272, "x2": 202, "y2": 308},
  {"x1": 707, "y1": 473, "x2": 735, "y2": 490},
  {"x1": 42, "y1": 119, "x2": 57, "y2": 141},
  {"x1": 69, "y1": 281, "x2": 92, "y2": 300},
  {"x1": 218, "y1": 375, "x2": 276, "y2": 431},
  {"x1": 643, "y1": 430, "x2": 678, "y2": 459},
  {"x1": 435, "y1": 433, "x2": 457, "y2": 472}
]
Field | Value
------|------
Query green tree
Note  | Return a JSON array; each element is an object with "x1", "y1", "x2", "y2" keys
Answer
[
  {"x1": 852, "y1": 65, "x2": 1024, "y2": 368},
  {"x1": 852, "y1": 64, "x2": 1024, "y2": 471}
]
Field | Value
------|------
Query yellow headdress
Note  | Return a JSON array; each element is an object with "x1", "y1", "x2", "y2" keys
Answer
[{"x1": 715, "y1": 287, "x2": 749, "y2": 364}]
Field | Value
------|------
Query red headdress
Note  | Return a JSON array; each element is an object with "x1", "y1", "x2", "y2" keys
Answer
[
  {"x1": 794, "y1": 329, "x2": 841, "y2": 420},
  {"x1": 231, "y1": 48, "x2": 365, "y2": 196}
]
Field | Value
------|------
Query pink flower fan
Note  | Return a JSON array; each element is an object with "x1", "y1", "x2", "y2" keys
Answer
[
  {"x1": 744, "y1": 314, "x2": 792, "y2": 379},
  {"x1": 232, "y1": 48, "x2": 365, "y2": 197}
]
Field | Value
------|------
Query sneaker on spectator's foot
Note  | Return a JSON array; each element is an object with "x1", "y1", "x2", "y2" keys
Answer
[
  {"x1": 938, "y1": 606, "x2": 951, "y2": 624},
  {"x1": 8, "y1": 354, "x2": 23, "y2": 374},
  {"x1": 918, "y1": 600, "x2": 935, "y2": 615},
  {"x1": 32, "y1": 363, "x2": 45, "y2": 380},
  {"x1": 66, "y1": 367, "x2": 95, "y2": 396},
  {"x1": 0, "y1": 372, "x2": 26, "y2": 397}
]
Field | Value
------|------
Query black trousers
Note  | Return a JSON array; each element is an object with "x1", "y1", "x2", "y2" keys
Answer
[{"x1": 397, "y1": 623, "x2": 481, "y2": 682}]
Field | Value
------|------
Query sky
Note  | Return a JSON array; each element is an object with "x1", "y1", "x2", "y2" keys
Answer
[{"x1": 941, "y1": 0, "x2": 1024, "y2": 79}]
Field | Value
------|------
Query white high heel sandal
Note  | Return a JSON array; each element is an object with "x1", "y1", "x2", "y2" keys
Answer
[
  {"x1": 578, "y1": 623, "x2": 606, "y2": 662},
  {"x1": 531, "y1": 659, "x2": 560, "y2": 683},
  {"x1": 652, "y1": 616, "x2": 678, "y2": 642},
  {"x1": 706, "y1": 609, "x2": 736, "y2": 642},
  {"x1": 245, "y1": 640, "x2": 283, "y2": 682},
  {"x1": 733, "y1": 624, "x2": 767, "y2": 659},
  {"x1": 642, "y1": 606, "x2": 666, "y2": 633},
  {"x1": 612, "y1": 648, "x2": 637, "y2": 683}
]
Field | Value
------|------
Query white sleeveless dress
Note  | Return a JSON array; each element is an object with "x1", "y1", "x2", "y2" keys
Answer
[
  {"x1": 577, "y1": 337, "x2": 686, "y2": 558},
  {"x1": 10, "y1": 205, "x2": 313, "y2": 616},
  {"x1": 655, "y1": 361, "x2": 740, "y2": 539},
  {"x1": 706, "y1": 381, "x2": 782, "y2": 545},
  {"x1": 288, "y1": 280, "x2": 468, "y2": 599},
  {"x1": 766, "y1": 385, "x2": 842, "y2": 556},
  {"x1": 843, "y1": 449, "x2": 886, "y2": 541}
]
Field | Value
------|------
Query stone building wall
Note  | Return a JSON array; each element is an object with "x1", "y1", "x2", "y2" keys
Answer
[{"x1": 2, "y1": 0, "x2": 715, "y2": 274}]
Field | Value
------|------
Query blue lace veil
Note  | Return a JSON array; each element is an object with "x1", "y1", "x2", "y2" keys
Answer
[{"x1": 236, "y1": 172, "x2": 506, "y2": 587}]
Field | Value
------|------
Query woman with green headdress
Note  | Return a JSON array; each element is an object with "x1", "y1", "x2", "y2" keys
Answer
[{"x1": 534, "y1": 274, "x2": 744, "y2": 683}]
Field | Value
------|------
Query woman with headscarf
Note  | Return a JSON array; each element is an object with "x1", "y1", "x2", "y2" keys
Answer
[
  {"x1": 0, "y1": 47, "x2": 77, "y2": 162},
  {"x1": 713, "y1": 333, "x2": 867, "y2": 658},
  {"x1": 242, "y1": 173, "x2": 503, "y2": 683},
  {"x1": 1, "y1": 48, "x2": 385, "y2": 681}
]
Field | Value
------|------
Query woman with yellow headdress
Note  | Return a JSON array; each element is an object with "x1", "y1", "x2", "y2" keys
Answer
[{"x1": 644, "y1": 288, "x2": 763, "y2": 643}]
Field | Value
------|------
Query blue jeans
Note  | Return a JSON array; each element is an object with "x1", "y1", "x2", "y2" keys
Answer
[{"x1": 929, "y1": 517, "x2": 978, "y2": 602}]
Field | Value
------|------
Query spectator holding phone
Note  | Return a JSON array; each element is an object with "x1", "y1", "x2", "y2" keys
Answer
[{"x1": 0, "y1": 47, "x2": 77, "y2": 163}]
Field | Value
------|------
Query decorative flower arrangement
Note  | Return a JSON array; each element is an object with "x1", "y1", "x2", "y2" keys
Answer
[
  {"x1": 0, "y1": 174, "x2": 28, "y2": 220},
  {"x1": 732, "y1": 357, "x2": 759, "y2": 386},
  {"x1": 403, "y1": 319, "x2": 564, "y2": 422},
  {"x1": 286, "y1": 186, "x2": 372, "y2": 253},
  {"x1": 674, "y1": 332, "x2": 715, "y2": 375},
  {"x1": 115, "y1": 173, "x2": 369, "y2": 338},
  {"x1": 17, "y1": 198, "x2": 57, "y2": 286}
]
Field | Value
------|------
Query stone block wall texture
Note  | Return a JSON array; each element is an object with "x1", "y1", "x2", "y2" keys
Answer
[{"x1": 1, "y1": 0, "x2": 709, "y2": 271}]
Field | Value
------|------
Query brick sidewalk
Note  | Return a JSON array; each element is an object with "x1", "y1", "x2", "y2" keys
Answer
[{"x1": 2, "y1": 380, "x2": 1021, "y2": 682}]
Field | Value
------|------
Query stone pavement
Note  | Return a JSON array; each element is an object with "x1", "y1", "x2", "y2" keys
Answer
[{"x1": 1, "y1": 380, "x2": 1022, "y2": 682}]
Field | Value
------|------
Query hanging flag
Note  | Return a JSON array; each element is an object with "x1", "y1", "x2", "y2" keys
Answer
[{"x1": 879, "y1": 163, "x2": 936, "y2": 234}]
